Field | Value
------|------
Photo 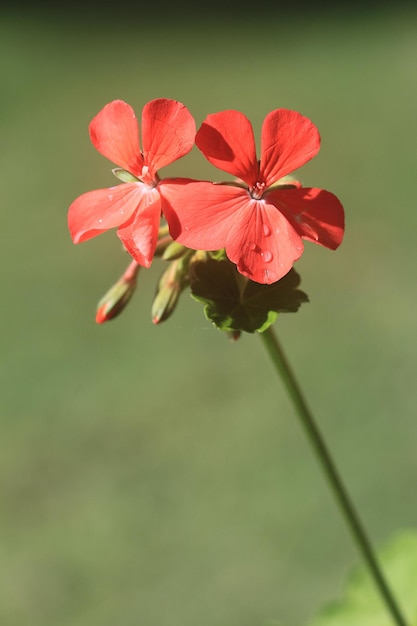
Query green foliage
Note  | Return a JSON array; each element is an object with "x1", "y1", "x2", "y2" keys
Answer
[
  {"x1": 190, "y1": 257, "x2": 308, "y2": 333},
  {"x1": 310, "y1": 530, "x2": 417, "y2": 626}
]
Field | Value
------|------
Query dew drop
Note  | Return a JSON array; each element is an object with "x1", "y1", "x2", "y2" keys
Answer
[
  {"x1": 248, "y1": 242, "x2": 257, "y2": 251},
  {"x1": 263, "y1": 223, "x2": 271, "y2": 236},
  {"x1": 262, "y1": 250, "x2": 273, "y2": 263},
  {"x1": 98, "y1": 219, "x2": 103, "y2": 224},
  {"x1": 108, "y1": 194, "x2": 114, "y2": 201}
]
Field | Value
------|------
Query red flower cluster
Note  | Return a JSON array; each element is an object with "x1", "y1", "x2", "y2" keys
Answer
[{"x1": 68, "y1": 99, "x2": 344, "y2": 284}]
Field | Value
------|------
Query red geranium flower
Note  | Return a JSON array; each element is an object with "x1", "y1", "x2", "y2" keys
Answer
[
  {"x1": 68, "y1": 99, "x2": 196, "y2": 267},
  {"x1": 161, "y1": 109, "x2": 345, "y2": 284}
]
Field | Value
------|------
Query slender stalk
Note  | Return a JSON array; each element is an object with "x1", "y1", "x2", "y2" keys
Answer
[{"x1": 260, "y1": 325, "x2": 408, "y2": 626}]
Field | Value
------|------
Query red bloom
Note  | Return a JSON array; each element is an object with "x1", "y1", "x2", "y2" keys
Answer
[
  {"x1": 161, "y1": 109, "x2": 345, "y2": 284},
  {"x1": 68, "y1": 99, "x2": 196, "y2": 268}
]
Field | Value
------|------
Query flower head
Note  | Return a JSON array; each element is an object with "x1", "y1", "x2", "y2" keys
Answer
[
  {"x1": 68, "y1": 99, "x2": 196, "y2": 268},
  {"x1": 161, "y1": 108, "x2": 344, "y2": 284}
]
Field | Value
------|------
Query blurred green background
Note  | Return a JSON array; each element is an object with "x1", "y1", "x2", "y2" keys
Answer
[{"x1": 1, "y1": 4, "x2": 417, "y2": 625}]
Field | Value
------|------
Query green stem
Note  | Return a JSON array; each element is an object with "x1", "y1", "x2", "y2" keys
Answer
[{"x1": 260, "y1": 325, "x2": 408, "y2": 626}]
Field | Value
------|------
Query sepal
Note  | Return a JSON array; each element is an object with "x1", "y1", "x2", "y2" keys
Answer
[{"x1": 112, "y1": 168, "x2": 139, "y2": 183}]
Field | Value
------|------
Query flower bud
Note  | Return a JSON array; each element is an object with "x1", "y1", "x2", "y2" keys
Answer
[
  {"x1": 95, "y1": 260, "x2": 139, "y2": 324},
  {"x1": 152, "y1": 258, "x2": 190, "y2": 324},
  {"x1": 162, "y1": 240, "x2": 189, "y2": 261},
  {"x1": 151, "y1": 281, "x2": 181, "y2": 325}
]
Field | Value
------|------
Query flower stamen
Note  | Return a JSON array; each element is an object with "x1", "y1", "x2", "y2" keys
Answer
[{"x1": 251, "y1": 181, "x2": 266, "y2": 200}]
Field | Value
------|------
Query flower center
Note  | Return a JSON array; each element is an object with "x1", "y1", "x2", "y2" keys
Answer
[
  {"x1": 250, "y1": 181, "x2": 266, "y2": 200},
  {"x1": 140, "y1": 165, "x2": 157, "y2": 188}
]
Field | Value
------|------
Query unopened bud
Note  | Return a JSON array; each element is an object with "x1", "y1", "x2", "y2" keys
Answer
[
  {"x1": 152, "y1": 281, "x2": 181, "y2": 325},
  {"x1": 162, "y1": 241, "x2": 189, "y2": 261},
  {"x1": 152, "y1": 258, "x2": 190, "y2": 324},
  {"x1": 96, "y1": 260, "x2": 139, "y2": 324}
]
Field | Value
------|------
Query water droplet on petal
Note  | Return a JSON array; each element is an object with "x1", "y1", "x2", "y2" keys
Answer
[
  {"x1": 248, "y1": 242, "x2": 257, "y2": 251},
  {"x1": 98, "y1": 219, "x2": 103, "y2": 224},
  {"x1": 262, "y1": 250, "x2": 273, "y2": 263},
  {"x1": 263, "y1": 223, "x2": 271, "y2": 236},
  {"x1": 108, "y1": 194, "x2": 114, "y2": 201}
]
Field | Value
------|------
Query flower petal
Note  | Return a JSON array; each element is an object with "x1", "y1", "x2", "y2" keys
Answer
[
  {"x1": 68, "y1": 183, "x2": 144, "y2": 243},
  {"x1": 260, "y1": 109, "x2": 320, "y2": 186},
  {"x1": 266, "y1": 187, "x2": 345, "y2": 249},
  {"x1": 141, "y1": 99, "x2": 196, "y2": 176},
  {"x1": 225, "y1": 200, "x2": 304, "y2": 285},
  {"x1": 161, "y1": 179, "x2": 304, "y2": 285},
  {"x1": 89, "y1": 100, "x2": 144, "y2": 177},
  {"x1": 116, "y1": 188, "x2": 161, "y2": 268},
  {"x1": 195, "y1": 110, "x2": 259, "y2": 186},
  {"x1": 160, "y1": 179, "x2": 252, "y2": 250}
]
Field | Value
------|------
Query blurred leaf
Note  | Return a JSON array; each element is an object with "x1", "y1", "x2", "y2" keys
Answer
[
  {"x1": 189, "y1": 257, "x2": 309, "y2": 333},
  {"x1": 309, "y1": 530, "x2": 417, "y2": 626}
]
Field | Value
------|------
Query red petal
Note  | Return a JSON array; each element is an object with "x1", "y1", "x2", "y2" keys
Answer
[
  {"x1": 266, "y1": 187, "x2": 345, "y2": 249},
  {"x1": 160, "y1": 179, "x2": 305, "y2": 284},
  {"x1": 160, "y1": 179, "x2": 251, "y2": 250},
  {"x1": 141, "y1": 99, "x2": 196, "y2": 175},
  {"x1": 260, "y1": 109, "x2": 320, "y2": 186},
  {"x1": 68, "y1": 183, "x2": 145, "y2": 243},
  {"x1": 116, "y1": 188, "x2": 161, "y2": 268},
  {"x1": 195, "y1": 110, "x2": 259, "y2": 186},
  {"x1": 225, "y1": 200, "x2": 304, "y2": 285},
  {"x1": 89, "y1": 100, "x2": 144, "y2": 177}
]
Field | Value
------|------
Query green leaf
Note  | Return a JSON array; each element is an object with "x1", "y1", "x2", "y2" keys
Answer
[
  {"x1": 309, "y1": 530, "x2": 417, "y2": 626},
  {"x1": 189, "y1": 257, "x2": 308, "y2": 334}
]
